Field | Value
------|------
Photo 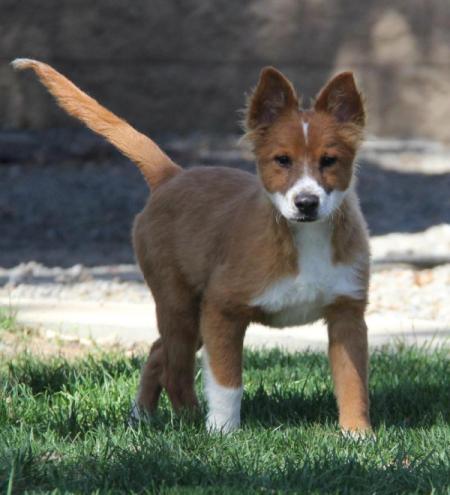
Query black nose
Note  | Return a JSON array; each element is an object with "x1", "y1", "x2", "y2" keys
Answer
[{"x1": 294, "y1": 194, "x2": 319, "y2": 216}]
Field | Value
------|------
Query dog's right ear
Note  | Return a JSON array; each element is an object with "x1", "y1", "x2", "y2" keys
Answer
[{"x1": 245, "y1": 67, "x2": 298, "y2": 131}]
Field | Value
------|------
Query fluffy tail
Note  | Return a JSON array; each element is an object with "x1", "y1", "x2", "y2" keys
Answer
[{"x1": 12, "y1": 58, "x2": 181, "y2": 189}]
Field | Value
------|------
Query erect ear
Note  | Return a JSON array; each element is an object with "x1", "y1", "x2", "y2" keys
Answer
[
  {"x1": 246, "y1": 67, "x2": 298, "y2": 130},
  {"x1": 314, "y1": 72, "x2": 365, "y2": 127}
]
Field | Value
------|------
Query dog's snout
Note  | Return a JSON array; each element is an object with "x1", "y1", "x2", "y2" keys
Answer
[{"x1": 294, "y1": 194, "x2": 319, "y2": 217}]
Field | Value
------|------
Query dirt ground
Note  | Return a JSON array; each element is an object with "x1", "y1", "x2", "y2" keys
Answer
[{"x1": 0, "y1": 322, "x2": 141, "y2": 359}]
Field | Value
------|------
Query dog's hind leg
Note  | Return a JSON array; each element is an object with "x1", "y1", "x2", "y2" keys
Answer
[
  {"x1": 135, "y1": 288, "x2": 201, "y2": 417},
  {"x1": 134, "y1": 337, "x2": 164, "y2": 416},
  {"x1": 159, "y1": 299, "x2": 201, "y2": 413}
]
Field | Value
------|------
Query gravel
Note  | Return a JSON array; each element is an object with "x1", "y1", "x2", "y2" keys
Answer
[{"x1": 1, "y1": 243, "x2": 449, "y2": 326}]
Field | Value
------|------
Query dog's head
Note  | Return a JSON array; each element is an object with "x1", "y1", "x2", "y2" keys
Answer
[{"x1": 244, "y1": 68, "x2": 365, "y2": 223}]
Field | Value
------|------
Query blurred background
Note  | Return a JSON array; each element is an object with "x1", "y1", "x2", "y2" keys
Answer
[
  {"x1": 0, "y1": 1, "x2": 449, "y2": 351},
  {"x1": 2, "y1": 0, "x2": 449, "y2": 140}
]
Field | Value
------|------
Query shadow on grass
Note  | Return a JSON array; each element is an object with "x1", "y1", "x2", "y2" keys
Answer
[
  {"x1": 4, "y1": 347, "x2": 449, "y2": 432},
  {"x1": 1, "y1": 347, "x2": 449, "y2": 493},
  {"x1": 241, "y1": 347, "x2": 449, "y2": 429},
  {"x1": 3, "y1": 353, "x2": 142, "y2": 395},
  {"x1": 241, "y1": 382, "x2": 449, "y2": 429},
  {"x1": 6, "y1": 439, "x2": 448, "y2": 494}
]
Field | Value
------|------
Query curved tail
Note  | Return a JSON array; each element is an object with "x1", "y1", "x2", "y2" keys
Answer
[{"x1": 12, "y1": 58, "x2": 181, "y2": 189}]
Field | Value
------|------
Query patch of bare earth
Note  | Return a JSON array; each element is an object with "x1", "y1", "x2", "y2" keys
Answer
[{"x1": 0, "y1": 323, "x2": 143, "y2": 359}]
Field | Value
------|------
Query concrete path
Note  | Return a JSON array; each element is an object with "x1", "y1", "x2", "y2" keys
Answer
[{"x1": 3, "y1": 297, "x2": 448, "y2": 351}]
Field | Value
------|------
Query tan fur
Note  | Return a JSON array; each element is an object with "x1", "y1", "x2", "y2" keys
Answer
[
  {"x1": 11, "y1": 59, "x2": 180, "y2": 188},
  {"x1": 332, "y1": 193, "x2": 370, "y2": 268},
  {"x1": 15, "y1": 60, "x2": 372, "y2": 432},
  {"x1": 324, "y1": 297, "x2": 370, "y2": 431}
]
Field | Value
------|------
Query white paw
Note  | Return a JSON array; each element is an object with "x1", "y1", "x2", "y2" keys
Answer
[
  {"x1": 206, "y1": 412, "x2": 240, "y2": 434},
  {"x1": 202, "y1": 350, "x2": 244, "y2": 435}
]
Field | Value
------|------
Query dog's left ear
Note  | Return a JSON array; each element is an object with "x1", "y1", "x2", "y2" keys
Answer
[
  {"x1": 314, "y1": 72, "x2": 365, "y2": 127},
  {"x1": 246, "y1": 67, "x2": 298, "y2": 130}
]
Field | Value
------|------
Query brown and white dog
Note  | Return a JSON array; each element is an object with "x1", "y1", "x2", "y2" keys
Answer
[{"x1": 13, "y1": 59, "x2": 371, "y2": 434}]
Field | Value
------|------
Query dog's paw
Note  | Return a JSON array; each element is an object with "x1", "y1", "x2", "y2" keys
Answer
[
  {"x1": 341, "y1": 428, "x2": 376, "y2": 441},
  {"x1": 128, "y1": 400, "x2": 151, "y2": 427},
  {"x1": 206, "y1": 413, "x2": 240, "y2": 434},
  {"x1": 339, "y1": 415, "x2": 373, "y2": 440}
]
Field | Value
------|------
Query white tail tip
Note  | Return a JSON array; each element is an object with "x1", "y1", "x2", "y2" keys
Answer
[{"x1": 11, "y1": 58, "x2": 38, "y2": 70}]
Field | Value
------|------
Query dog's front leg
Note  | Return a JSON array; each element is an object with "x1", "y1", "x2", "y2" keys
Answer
[
  {"x1": 201, "y1": 301, "x2": 247, "y2": 433},
  {"x1": 325, "y1": 297, "x2": 371, "y2": 433}
]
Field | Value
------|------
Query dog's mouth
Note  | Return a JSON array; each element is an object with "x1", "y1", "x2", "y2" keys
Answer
[{"x1": 294, "y1": 214, "x2": 318, "y2": 223}]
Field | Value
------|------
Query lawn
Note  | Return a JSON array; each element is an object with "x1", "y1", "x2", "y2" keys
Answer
[{"x1": 0, "y1": 322, "x2": 449, "y2": 493}]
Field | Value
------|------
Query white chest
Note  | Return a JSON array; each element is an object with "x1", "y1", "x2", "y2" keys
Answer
[{"x1": 251, "y1": 222, "x2": 365, "y2": 328}]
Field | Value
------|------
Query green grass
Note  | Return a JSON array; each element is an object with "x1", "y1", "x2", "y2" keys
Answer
[
  {"x1": 0, "y1": 345, "x2": 449, "y2": 494},
  {"x1": 0, "y1": 306, "x2": 17, "y2": 333}
]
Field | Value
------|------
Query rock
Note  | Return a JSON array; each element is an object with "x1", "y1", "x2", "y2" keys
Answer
[
  {"x1": 7, "y1": 261, "x2": 40, "y2": 286},
  {"x1": 55, "y1": 264, "x2": 92, "y2": 284},
  {"x1": 371, "y1": 224, "x2": 450, "y2": 265}
]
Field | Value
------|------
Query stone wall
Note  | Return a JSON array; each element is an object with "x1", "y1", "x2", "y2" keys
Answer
[{"x1": 1, "y1": 0, "x2": 449, "y2": 142}]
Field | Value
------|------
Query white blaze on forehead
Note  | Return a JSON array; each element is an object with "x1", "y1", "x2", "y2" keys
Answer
[{"x1": 302, "y1": 120, "x2": 309, "y2": 145}]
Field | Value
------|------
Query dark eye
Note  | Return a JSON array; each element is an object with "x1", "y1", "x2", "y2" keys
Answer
[
  {"x1": 274, "y1": 155, "x2": 292, "y2": 168},
  {"x1": 320, "y1": 155, "x2": 337, "y2": 169}
]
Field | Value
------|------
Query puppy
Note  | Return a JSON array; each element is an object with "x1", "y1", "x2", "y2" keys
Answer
[{"x1": 13, "y1": 59, "x2": 371, "y2": 434}]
